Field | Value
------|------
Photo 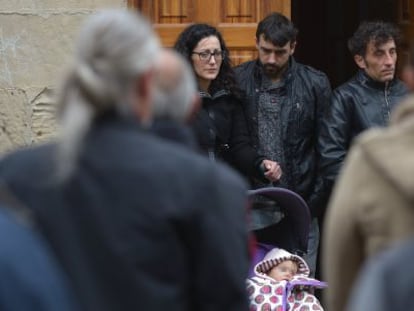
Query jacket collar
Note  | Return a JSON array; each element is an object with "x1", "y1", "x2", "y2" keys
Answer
[
  {"x1": 356, "y1": 69, "x2": 397, "y2": 90},
  {"x1": 93, "y1": 109, "x2": 149, "y2": 133},
  {"x1": 198, "y1": 89, "x2": 229, "y2": 100}
]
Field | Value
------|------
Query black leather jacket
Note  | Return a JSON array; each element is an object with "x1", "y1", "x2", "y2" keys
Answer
[
  {"x1": 319, "y1": 70, "x2": 408, "y2": 192},
  {"x1": 235, "y1": 58, "x2": 331, "y2": 217}
]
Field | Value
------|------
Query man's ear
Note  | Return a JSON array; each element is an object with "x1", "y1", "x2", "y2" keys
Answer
[
  {"x1": 255, "y1": 36, "x2": 259, "y2": 49},
  {"x1": 132, "y1": 68, "x2": 154, "y2": 126},
  {"x1": 354, "y1": 54, "x2": 366, "y2": 69},
  {"x1": 290, "y1": 41, "x2": 297, "y2": 55}
]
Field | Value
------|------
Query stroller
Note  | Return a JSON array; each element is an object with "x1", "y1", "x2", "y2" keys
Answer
[
  {"x1": 246, "y1": 187, "x2": 326, "y2": 311},
  {"x1": 246, "y1": 187, "x2": 311, "y2": 277}
]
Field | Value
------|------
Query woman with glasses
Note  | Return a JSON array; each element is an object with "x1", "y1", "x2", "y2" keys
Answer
[{"x1": 174, "y1": 23, "x2": 282, "y2": 183}]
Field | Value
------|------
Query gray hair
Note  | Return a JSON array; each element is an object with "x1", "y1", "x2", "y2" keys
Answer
[
  {"x1": 56, "y1": 9, "x2": 160, "y2": 179},
  {"x1": 152, "y1": 49, "x2": 197, "y2": 121}
]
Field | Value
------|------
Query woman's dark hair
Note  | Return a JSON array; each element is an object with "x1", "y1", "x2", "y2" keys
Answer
[{"x1": 174, "y1": 23, "x2": 242, "y2": 98}]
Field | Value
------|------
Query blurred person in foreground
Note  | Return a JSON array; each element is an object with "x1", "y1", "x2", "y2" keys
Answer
[
  {"x1": 346, "y1": 237, "x2": 414, "y2": 311},
  {"x1": 150, "y1": 48, "x2": 200, "y2": 147},
  {"x1": 0, "y1": 9, "x2": 250, "y2": 311},
  {"x1": 0, "y1": 203, "x2": 78, "y2": 311}
]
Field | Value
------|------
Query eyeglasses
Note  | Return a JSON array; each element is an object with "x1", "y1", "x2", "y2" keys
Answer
[{"x1": 192, "y1": 50, "x2": 225, "y2": 62}]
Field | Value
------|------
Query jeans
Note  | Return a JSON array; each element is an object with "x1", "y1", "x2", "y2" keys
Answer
[{"x1": 303, "y1": 218, "x2": 319, "y2": 278}]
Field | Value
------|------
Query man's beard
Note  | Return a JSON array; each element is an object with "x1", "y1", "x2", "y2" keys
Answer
[{"x1": 263, "y1": 63, "x2": 288, "y2": 80}]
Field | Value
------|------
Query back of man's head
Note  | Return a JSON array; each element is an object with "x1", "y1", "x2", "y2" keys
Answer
[
  {"x1": 347, "y1": 21, "x2": 400, "y2": 57},
  {"x1": 152, "y1": 49, "x2": 198, "y2": 122},
  {"x1": 256, "y1": 12, "x2": 298, "y2": 46},
  {"x1": 58, "y1": 9, "x2": 160, "y2": 119},
  {"x1": 55, "y1": 9, "x2": 160, "y2": 179}
]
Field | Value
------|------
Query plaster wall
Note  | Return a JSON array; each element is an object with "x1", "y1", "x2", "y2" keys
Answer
[{"x1": 0, "y1": 0, "x2": 126, "y2": 153}]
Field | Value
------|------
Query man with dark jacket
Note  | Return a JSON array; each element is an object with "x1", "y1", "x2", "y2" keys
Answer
[
  {"x1": 0, "y1": 10, "x2": 250, "y2": 311},
  {"x1": 319, "y1": 21, "x2": 408, "y2": 198},
  {"x1": 235, "y1": 12, "x2": 331, "y2": 276}
]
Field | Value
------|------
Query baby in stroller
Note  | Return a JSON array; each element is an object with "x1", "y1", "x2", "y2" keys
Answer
[
  {"x1": 246, "y1": 247, "x2": 326, "y2": 311},
  {"x1": 246, "y1": 187, "x2": 327, "y2": 310}
]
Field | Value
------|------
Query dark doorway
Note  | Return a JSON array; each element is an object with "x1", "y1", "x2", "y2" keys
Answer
[{"x1": 292, "y1": 0, "x2": 398, "y2": 88}]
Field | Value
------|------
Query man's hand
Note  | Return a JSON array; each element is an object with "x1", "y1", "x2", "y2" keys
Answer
[{"x1": 261, "y1": 159, "x2": 282, "y2": 182}]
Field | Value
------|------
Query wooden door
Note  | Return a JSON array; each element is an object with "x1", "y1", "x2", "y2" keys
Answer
[
  {"x1": 397, "y1": 0, "x2": 414, "y2": 68},
  {"x1": 128, "y1": 0, "x2": 291, "y2": 65}
]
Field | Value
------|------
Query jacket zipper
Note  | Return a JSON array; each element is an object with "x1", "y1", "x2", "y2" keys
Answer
[{"x1": 384, "y1": 82, "x2": 390, "y2": 120}]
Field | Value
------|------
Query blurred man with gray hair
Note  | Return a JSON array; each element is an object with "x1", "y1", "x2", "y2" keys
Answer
[
  {"x1": 0, "y1": 9, "x2": 250, "y2": 311},
  {"x1": 151, "y1": 48, "x2": 200, "y2": 147}
]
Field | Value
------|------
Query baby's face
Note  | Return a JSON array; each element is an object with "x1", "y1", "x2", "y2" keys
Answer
[{"x1": 268, "y1": 260, "x2": 298, "y2": 281}]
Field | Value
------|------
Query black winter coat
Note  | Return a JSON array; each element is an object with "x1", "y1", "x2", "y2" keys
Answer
[
  {"x1": 235, "y1": 58, "x2": 332, "y2": 217},
  {"x1": 0, "y1": 116, "x2": 250, "y2": 311},
  {"x1": 192, "y1": 90, "x2": 265, "y2": 180},
  {"x1": 319, "y1": 70, "x2": 408, "y2": 191}
]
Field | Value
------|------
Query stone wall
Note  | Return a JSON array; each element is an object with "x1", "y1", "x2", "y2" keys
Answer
[{"x1": 0, "y1": 0, "x2": 126, "y2": 153}]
